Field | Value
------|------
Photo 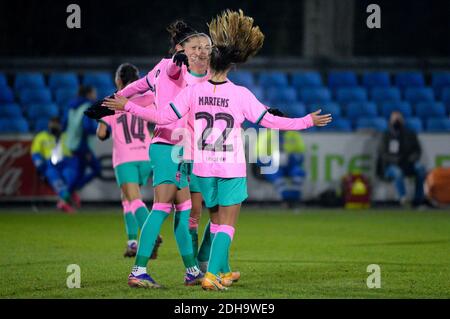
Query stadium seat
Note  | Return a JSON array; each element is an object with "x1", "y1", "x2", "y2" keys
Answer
[
  {"x1": 317, "y1": 118, "x2": 352, "y2": 132},
  {"x1": 33, "y1": 117, "x2": 52, "y2": 132},
  {"x1": 441, "y1": 87, "x2": 450, "y2": 105},
  {"x1": 0, "y1": 87, "x2": 15, "y2": 104},
  {"x1": 0, "y1": 103, "x2": 23, "y2": 118},
  {"x1": 355, "y1": 117, "x2": 388, "y2": 132},
  {"x1": 27, "y1": 103, "x2": 59, "y2": 119},
  {"x1": 266, "y1": 87, "x2": 297, "y2": 104},
  {"x1": 19, "y1": 88, "x2": 52, "y2": 105},
  {"x1": 48, "y1": 72, "x2": 79, "y2": 91},
  {"x1": 405, "y1": 117, "x2": 424, "y2": 133},
  {"x1": 0, "y1": 73, "x2": 7, "y2": 88},
  {"x1": 277, "y1": 102, "x2": 306, "y2": 118},
  {"x1": 394, "y1": 71, "x2": 425, "y2": 90},
  {"x1": 82, "y1": 72, "x2": 114, "y2": 89},
  {"x1": 431, "y1": 72, "x2": 450, "y2": 99},
  {"x1": 14, "y1": 72, "x2": 46, "y2": 90},
  {"x1": 248, "y1": 85, "x2": 264, "y2": 101},
  {"x1": 380, "y1": 101, "x2": 413, "y2": 119},
  {"x1": 308, "y1": 102, "x2": 341, "y2": 118},
  {"x1": 370, "y1": 87, "x2": 402, "y2": 103},
  {"x1": 228, "y1": 71, "x2": 255, "y2": 87},
  {"x1": 258, "y1": 72, "x2": 289, "y2": 89},
  {"x1": 0, "y1": 118, "x2": 29, "y2": 133},
  {"x1": 336, "y1": 87, "x2": 368, "y2": 105},
  {"x1": 415, "y1": 102, "x2": 446, "y2": 118},
  {"x1": 327, "y1": 71, "x2": 358, "y2": 89},
  {"x1": 298, "y1": 87, "x2": 332, "y2": 104},
  {"x1": 96, "y1": 86, "x2": 116, "y2": 99},
  {"x1": 404, "y1": 88, "x2": 435, "y2": 104},
  {"x1": 361, "y1": 72, "x2": 391, "y2": 89},
  {"x1": 345, "y1": 102, "x2": 378, "y2": 121},
  {"x1": 426, "y1": 118, "x2": 450, "y2": 132},
  {"x1": 55, "y1": 88, "x2": 78, "y2": 108},
  {"x1": 291, "y1": 71, "x2": 323, "y2": 89}
]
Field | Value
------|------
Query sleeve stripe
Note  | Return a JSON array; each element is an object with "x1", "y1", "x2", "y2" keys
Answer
[
  {"x1": 145, "y1": 75, "x2": 155, "y2": 92},
  {"x1": 170, "y1": 103, "x2": 182, "y2": 119},
  {"x1": 98, "y1": 119, "x2": 109, "y2": 127},
  {"x1": 256, "y1": 110, "x2": 268, "y2": 125}
]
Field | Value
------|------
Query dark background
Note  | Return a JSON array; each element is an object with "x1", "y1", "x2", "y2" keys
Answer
[{"x1": 0, "y1": 0, "x2": 449, "y2": 57}]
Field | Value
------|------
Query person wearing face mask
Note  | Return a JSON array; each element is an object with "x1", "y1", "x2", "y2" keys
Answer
[
  {"x1": 377, "y1": 111, "x2": 426, "y2": 206},
  {"x1": 31, "y1": 117, "x2": 78, "y2": 213}
]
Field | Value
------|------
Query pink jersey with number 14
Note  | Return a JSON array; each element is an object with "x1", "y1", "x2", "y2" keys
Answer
[{"x1": 124, "y1": 80, "x2": 314, "y2": 178}]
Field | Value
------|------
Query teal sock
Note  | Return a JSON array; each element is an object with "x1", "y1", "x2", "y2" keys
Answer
[
  {"x1": 174, "y1": 210, "x2": 197, "y2": 268},
  {"x1": 197, "y1": 221, "x2": 212, "y2": 263},
  {"x1": 123, "y1": 212, "x2": 138, "y2": 240},
  {"x1": 135, "y1": 210, "x2": 168, "y2": 267},
  {"x1": 222, "y1": 249, "x2": 231, "y2": 273},
  {"x1": 134, "y1": 206, "x2": 150, "y2": 229},
  {"x1": 189, "y1": 228, "x2": 199, "y2": 260},
  {"x1": 208, "y1": 232, "x2": 231, "y2": 276}
]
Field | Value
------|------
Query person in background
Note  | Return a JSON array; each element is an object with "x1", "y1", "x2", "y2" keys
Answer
[
  {"x1": 377, "y1": 111, "x2": 426, "y2": 207},
  {"x1": 31, "y1": 117, "x2": 78, "y2": 213},
  {"x1": 64, "y1": 85, "x2": 102, "y2": 201}
]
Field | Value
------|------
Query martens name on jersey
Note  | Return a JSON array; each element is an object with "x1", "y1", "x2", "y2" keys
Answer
[{"x1": 199, "y1": 96, "x2": 229, "y2": 107}]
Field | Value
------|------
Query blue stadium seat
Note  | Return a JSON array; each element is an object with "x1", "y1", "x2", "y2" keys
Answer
[
  {"x1": 27, "y1": 103, "x2": 59, "y2": 119},
  {"x1": 0, "y1": 87, "x2": 15, "y2": 104},
  {"x1": 298, "y1": 88, "x2": 332, "y2": 104},
  {"x1": 96, "y1": 86, "x2": 116, "y2": 99},
  {"x1": 380, "y1": 101, "x2": 413, "y2": 119},
  {"x1": 362, "y1": 72, "x2": 390, "y2": 89},
  {"x1": 0, "y1": 118, "x2": 30, "y2": 133},
  {"x1": 277, "y1": 102, "x2": 306, "y2": 118},
  {"x1": 346, "y1": 102, "x2": 378, "y2": 121},
  {"x1": 308, "y1": 102, "x2": 341, "y2": 118},
  {"x1": 82, "y1": 72, "x2": 114, "y2": 89},
  {"x1": 266, "y1": 87, "x2": 297, "y2": 104},
  {"x1": 404, "y1": 88, "x2": 434, "y2": 104},
  {"x1": 0, "y1": 73, "x2": 7, "y2": 88},
  {"x1": 394, "y1": 71, "x2": 425, "y2": 90},
  {"x1": 48, "y1": 72, "x2": 79, "y2": 91},
  {"x1": 55, "y1": 88, "x2": 78, "y2": 108},
  {"x1": 318, "y1": 118, "x2": 352, "y2": 132},
  {"x1": 426, "y1": 118, "x2": 450, "y2": 132},
  {"x1": 370, "y1": 87, "x2": 401, "y2": 103},
  {"x1": 19, "y1": 88, "x2": 52, "y2": 105},
  {"x1": 415, "y1": 102, "x2": 446, "y2": 119},
  {"x1": 228, "y1": 71, "x2": 255, "y2": 87},
  {"x1": 431, "y1": 72, "x2": 450, "y2": 99},
  {"x1": 441, "y1": 87, "x2": 450, "y2": 105},
  {"x1": 291, "y1": 72, "x2": 323, "y2": 89},
  {"x1": 355, "y1": 117, "x2": 388, "y2": 131},
  {"x1": 328, "y1": 71, "x2": 358, "y2": 89},
  {"x1": 405, "y1": 117, "x2": 423, "y2": 133},
  {"x1": 33, "y1": 117, "x2": 52, "y2": 132},
  {"x1": 14, "y1": 73, "x2": 46, "y2": 90},
  {"x1": 0, "y1": 103, "x2": 22, "y2": 118},
  {"x1": 248, "y1": 85, "x2": 264, "y2": 101},
  {"x1": 336, "y1": 87, "x2": 368, "y2": 105},
  {"x1": 258, "y1": 72, "x2": 289, "y2": 89}
]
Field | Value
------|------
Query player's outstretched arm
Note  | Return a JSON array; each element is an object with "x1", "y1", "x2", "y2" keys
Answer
[{"x1": 259, "y1": 108, "x2": 332, "y2": 130}]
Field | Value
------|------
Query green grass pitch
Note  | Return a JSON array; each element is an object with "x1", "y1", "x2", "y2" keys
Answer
[{"x1": 0, "y1": 207, "x2": 449, "y2": 299}]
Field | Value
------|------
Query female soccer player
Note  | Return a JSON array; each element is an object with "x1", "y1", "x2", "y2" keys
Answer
[
  {"x1": 104, "y1": 10, "x2": 332, "y2": 290},
  {"x1": 114, "y1": 21, "x2": 213, "y2": 287},
  {"x1": 96, "y1": 63, "x2": 162, "y2": 258}
]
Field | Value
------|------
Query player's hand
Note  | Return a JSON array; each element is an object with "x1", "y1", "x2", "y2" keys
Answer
[
  {"x1": 173, "y1": 50, "x2": 189, "y2": 68},
  {"x1": 310, "y1": 109, "x2": 332, "y2": 127},
  {"x1": 102, "y1": 94, "x2": 129, "y2": 111}
]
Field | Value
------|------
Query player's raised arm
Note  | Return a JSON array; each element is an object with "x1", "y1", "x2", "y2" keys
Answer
[{"x1": 117, "y1": 71, "x2": 155, "y2": 98}]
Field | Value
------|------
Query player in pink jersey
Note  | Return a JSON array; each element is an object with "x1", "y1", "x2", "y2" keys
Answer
[
  {"x1": 113, "y1": 21, "x2": 212, "y2": 288},
  {"x1": 96, "y1": 63, "x2": 162, "y2": 259},
  {"x1": 104, "y1": 10, "x2": 332, "y2": 291}
]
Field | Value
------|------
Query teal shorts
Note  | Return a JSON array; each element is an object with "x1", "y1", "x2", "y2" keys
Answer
[
  {"x1": 185, "y1": 162, "x2": 202, "y2": 193},
  {"x1": 197, "y1": 176, "x2": 248, "y2": 208},
  {"x1": 114, "y1": 161, "x2": 152, "y2": 186},
  {"x1": 149, "y1": 143, "x2": 189, "y2": 189}
]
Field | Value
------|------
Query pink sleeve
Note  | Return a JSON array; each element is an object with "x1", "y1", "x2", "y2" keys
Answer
[
  {"x1": 242, "y1": 87, "x2": 314, "y2": 130},
  {"x1": 124, "y1": 87, "x2": 191, "y2": 125},
  {"x1": 166, "y1": 57, "x2": 182, "y2": 80},
  {"x1": 118, "y1": 72, "x2": 155, "y2": 98},
  {"x1": 100, "y1": 115, "x2": 113, "y2": 126}
]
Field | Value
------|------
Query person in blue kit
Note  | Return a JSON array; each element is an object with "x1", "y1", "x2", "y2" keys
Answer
[
  {"x1": 255, "y1": 129, "x2": 307, "y2": 207},
  {"x1": 31, "y1": 117, "x2": 78, "y2": 213},
  {"x1": 64, "y1": 85, "x2": 102, "y2": 199}
]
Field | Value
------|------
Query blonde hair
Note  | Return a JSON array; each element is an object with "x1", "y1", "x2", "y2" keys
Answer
[{"x1": 208, "y1": 9, "x2": 264, "y2": 72}]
